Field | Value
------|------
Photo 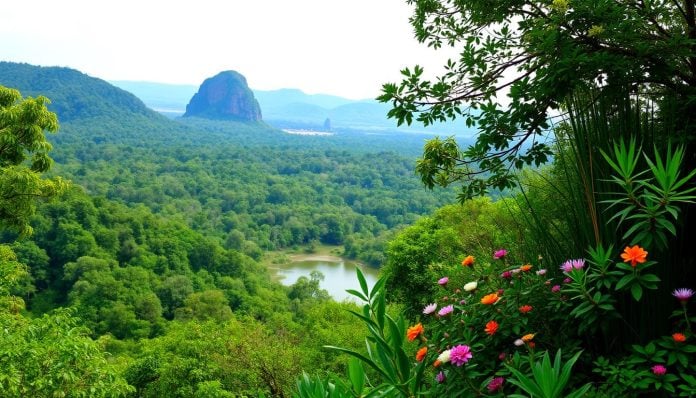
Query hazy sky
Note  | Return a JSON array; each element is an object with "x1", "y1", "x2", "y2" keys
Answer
[{"x1": 1, "y1": 0, "x2": 451, "y2": 99}]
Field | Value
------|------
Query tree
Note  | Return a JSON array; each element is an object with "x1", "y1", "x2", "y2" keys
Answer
[
  {"x1": 379, "y1": 0, "x2": 696, "y2": 199},
  {"x1": 0, "y1": 85, "x2": 67, "y2": 235}
]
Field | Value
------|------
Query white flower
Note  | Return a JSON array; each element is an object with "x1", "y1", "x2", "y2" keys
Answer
[
  {"x1": 437, "y1": 349, "x2": 452, "y2": 364},
  {"x1": 463, "y1": 281, "x2": 478, "y2": 292},
  {"x1": 514, "y1": 339, "x2": 525, "y2": 347},
  {"x1": 423, "y1": 303, "x2": 438, "y2": 315},
  {"x1": 536, "y1": 269, "x2": 547, "y2": 276}
]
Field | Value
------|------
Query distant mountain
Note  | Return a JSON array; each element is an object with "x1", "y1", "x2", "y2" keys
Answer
[
  {"x1": 184, "y1": 71, "x2": 262, "y2": 122},
  {"x1": 0, "y1": 62, "x2": 166, "y2": 123},
  {"x1": 111, "y1": 80, "x2": 477, "y2": 137}
]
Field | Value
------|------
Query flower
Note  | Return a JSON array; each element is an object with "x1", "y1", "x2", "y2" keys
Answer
[
  {"x1": 481, "y1": 293, "x2": 499, "y2": 305},
  {"x1": 450, "y1": 345, "x2": 473, "y2": 366},
  {"x1": 621, "y1": 245, "x2": 648, "y2": 267},
  {"x1": 438, "y1": 305, "x2": 454, "y2": 316},
  {"x1": 438, "y1": 277, "x2": 449, "y2": 286},
  {"x1": 462, "y1": 255, "x2": 475, "y2": 267},
  {"x1": 436, "y1": 371, "x2": 446, "y2": 383},
  {"x1": 673, "y1": 288, "x2": 695, "y2": 303},
  {"x1": 551, "y1": 285, "x2": 561, "y2": 293},
  {"x1": 563, "y1": 277, "x2": 572, "y2": 284},
  {"x1": 514, "y1": 339, "x2": 524, "y2": 346},
  {"x1": 520, "y1": 264, "x2": 532, "y2": 272},
  {"x1": 437, "y1": 349, "x2": 451, "y2": 364},
  {"x1": 528, "y1": 341, "x2": 536, "y2": 349},
  {"x1": 406, "y1": 323, "x2": 424, "y2": 341},
  {"x1": 651, "y1": 364, "x2": 667, "y2": 376},
  {"x1": 519, "y1": 305, "x2": 533, "y2": 314},
  {"x1": 672, "y1": 333, "x2": 687, "y2": 343},
  {"x1": 493, "y1": 249, "x2": 507, "y2": 260},
  {"x1": 487, "y1": 377, "x2": 505, "y2": 393},
  {"x1": 536, "y1": 268, "x2": 547, "y2": 275},
  {"x1": 501, "y1": 271, "x2": 513, "y2": 279},
  {"x1": 416, "y1": 346, "x2": 428, "y2": 362},
  {"x1": 463, "y1": 281, "x2": 478, "y2": 292},
  {"x1": 485, "y1": 320, "x2": 499, "y2": 336},
  {"x1": 521, "y1": 333, "x2": 535, "y2": 342},
  {"x1": 423, "y1": 303, "x2": 437, "y2": 315},
  {"x1": 560, "y1": 258, "x2": 585, "y2": 273}
]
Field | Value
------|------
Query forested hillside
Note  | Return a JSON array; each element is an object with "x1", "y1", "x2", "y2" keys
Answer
[{"x1": 0, "y1": 63, "x2": 459, "y2": 396}]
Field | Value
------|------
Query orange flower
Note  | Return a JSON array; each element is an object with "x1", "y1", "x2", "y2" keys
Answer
[
  {"x1": 673, "y1": 333, "x2": 687, "y2": 343},
  {"x1": 406, "y1": 323, "x2": 424, "y2": 341},
  {"x1": 519, "y1": 264, "x2": 532, "y2": 272},
  {"x1": 433, "y1": 359, "x2": 442, "y2": 368},
  {"x1": 485, "y1": 320, "x2": 499, "y2": 336},
  {"x1": 416, "y1": 346, "x2": 428, "y2": 362},
  {"x1": 462, "y1": 255, "x2": 475, "y2": 267},
  {"x1": 519, "y1": 305, "x2": 533, "y2": 314},
  {"x1": 521, "y1": 333, "x2": 535, "y2": 342},
  {"x1": 620, "y1": 245, "x2": 648, "y2": 267},
  {"x1": 480, "y1": 293, "x2": 499, "y2": 305}
]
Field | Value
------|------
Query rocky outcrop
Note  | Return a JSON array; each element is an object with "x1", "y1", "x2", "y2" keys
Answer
[{"x1": 184, "y1": 71, "x2": 262, "y2": 121}]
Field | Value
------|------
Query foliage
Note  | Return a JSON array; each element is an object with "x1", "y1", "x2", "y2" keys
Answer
[
  {"x1": 323, "y1": 268, "x2": 429, "y2": 396},
  {"x1": 601, "y1": 139, "x2": 696, "y2": 249},
  {"x1": 0, "y1": 84, "x2": 67, "y2": 235},
  {"x1": 505, "y1": 350, "x2": 591, "y2": 398},
  {"x1": 378, "y1": 0, "x2": 696, "y2": 198}
]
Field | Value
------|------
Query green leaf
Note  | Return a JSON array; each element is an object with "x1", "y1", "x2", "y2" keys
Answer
[
  {"x1": 631, "y1": 283, "x2": 643, "y2": 301},
  {"x1": 356, "y1": 267, "x2": 369, "y2": 297}
]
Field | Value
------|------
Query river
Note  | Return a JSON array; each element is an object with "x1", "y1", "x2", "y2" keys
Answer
[{"x1": 270, "y1": 255, "x2": 380, "y2": 302}]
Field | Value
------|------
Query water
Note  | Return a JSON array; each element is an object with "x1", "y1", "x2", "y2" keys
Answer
[{"x1": 272, "y1": 257, "x2": 380, "y2": 302}]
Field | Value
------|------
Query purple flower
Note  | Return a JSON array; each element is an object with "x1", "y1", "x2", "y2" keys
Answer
[
  {"x1": 438, "y1": 277, "x2": 449, "y2": 286},
  {"x1": 651, "y1": 364, "x2": 667, "y2": 376},
  {"x1": 501, "y1": 271, "x2": 513, "y2": 279},
  {"x1": 493, "y1": 249, "x2": 508, "y2": 260},
  {"x1": 551, "y1": 285, "x2": 561, "y2": 293},
  {"x1": 563, "y1": 277, "x2": 572, "y2": 284},
  {"x1": 487, "y1": 377, "x2": 505, "y2": 392},
  {"x1": 423, "y1": 303, "x2": 437, "y2": 315},
  {"x1": 436, "y1": 371, "x2": 446, "y2": 383},
  {"x1": 673, "y1": 288, "x2": 694, "y2": 303},
  {"x1": 449, "y1": 345, "x2": 473, "y2": 366},
  {"x1": 560, "y1": 258, "x2": 585, "y2": 273},
  {"x1": 438, "y1": 304, "x2": 454, "y2": 316}
]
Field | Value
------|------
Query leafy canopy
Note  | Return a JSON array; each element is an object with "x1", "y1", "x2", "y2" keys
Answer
[
  {"x1": 379, "y1": 0, "x2": 696, "y2": 199},
  {"x1": 0, "y1": 85, "x2": 66, "y2": 235}
]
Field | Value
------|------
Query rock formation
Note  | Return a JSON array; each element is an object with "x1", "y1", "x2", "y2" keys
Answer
[{"x1": 184, "y1": 71, "x2": 262, "y2": 121}]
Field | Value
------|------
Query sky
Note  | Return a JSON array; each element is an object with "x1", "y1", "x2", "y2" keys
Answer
[{"x1": 1, "y1": 0, "x2": 452, "y2": 100}]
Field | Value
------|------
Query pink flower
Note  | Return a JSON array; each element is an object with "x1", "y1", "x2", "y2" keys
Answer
[
  {"x1": 560, "y1": 258, "x2": 585, "y2": 273},
  {"x1": 651, "y1": 364, "x2": 667, "y2": 376},
  {"x1": 551, "y1": 285, "x2": 561, "y2": 293},
  {"x1": 449, "y1": 345, "x2": 473, "y2": 366},
  {"x1": 536, "y1": 269, "x2": 547, "y2": 276},
  {"x1": 563, "y1": 277, "x2": 572, "y2": 284},
  {"x1": 423, "y1": 303, "x2": 437, "y2": 315},
  {"x1": 673, "y1": 288, "x2": 694, "y2": 303},
  {"x1": 493, "y1": 249, "x2": 508, "y2": 260},
  {"x1": 487, "y1": 377, "x2": 505, "y2": 392},
  {"x1": 436, "y1": 371, "x2": 446, "y2": 383},
  {"x1": 438, "y1": 305, "x2": 454, "y2": 316},
  {"x1": 438, "y1": 277, "x2": 449, "y2": 286},
  {"x1": 501, "y1": 271, "x2": 512, "y2": 279}
]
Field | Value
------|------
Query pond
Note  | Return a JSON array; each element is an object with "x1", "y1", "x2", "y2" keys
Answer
[{"x1": 271, "y1": 256, "x2": 380, "y2": 302}]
